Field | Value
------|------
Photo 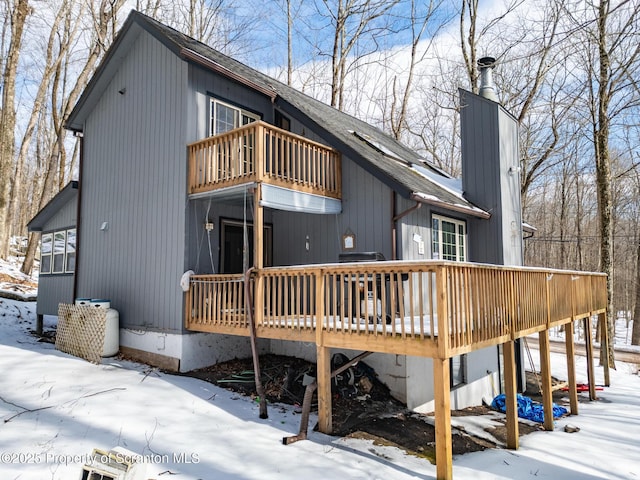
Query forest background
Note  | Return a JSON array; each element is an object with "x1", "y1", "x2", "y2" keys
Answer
[{"x1": 0, "y1": 0, "x2": 639, "y2": 354}]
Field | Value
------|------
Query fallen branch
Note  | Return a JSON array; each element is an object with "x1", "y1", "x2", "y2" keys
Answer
[{"x1": 2, "y1": 388, "x2": 126, "y2": 423}]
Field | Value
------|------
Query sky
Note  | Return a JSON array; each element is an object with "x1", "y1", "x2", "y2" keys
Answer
[{"x1": 1, "y1": 257, "x2": 639, "y2": 480}]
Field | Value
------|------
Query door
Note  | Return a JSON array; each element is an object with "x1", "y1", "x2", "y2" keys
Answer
[{"x1": 220, "y1": 219, "x2": 272, "y2": 274}]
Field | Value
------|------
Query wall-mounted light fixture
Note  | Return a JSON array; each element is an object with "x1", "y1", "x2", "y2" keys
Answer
[
  {"x1": 305, "y1": 235, "x2": 310, "y2": 252},
  {"x1": 100, "y1": 222, "x2": 109, "y2": 231}
]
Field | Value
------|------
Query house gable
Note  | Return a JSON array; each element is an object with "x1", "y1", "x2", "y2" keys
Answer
[
  {"x1": 68, "y1": 11, "x2": 487, "y2": 221},
  {"x1": 27, "y1": 181, "x2": 78, "y2": 232}
]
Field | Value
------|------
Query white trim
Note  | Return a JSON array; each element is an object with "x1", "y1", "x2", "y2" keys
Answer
[
  {"x1": 52, "y1": 230, "x2": 66, "y2": 274},
  {"x1": 210, "y1": 98, "x2": 259, "y2": 136},
  {"x1": 432, "y1": 214, "x2": 467, "y2": 262},
  {"x1": 40, "y1": 233, "x2": 52, "y2": 274}
]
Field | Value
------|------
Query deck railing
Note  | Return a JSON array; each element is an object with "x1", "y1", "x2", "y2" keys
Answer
[
  {"x1": 188, "y1": 121, "x2": 341, "y2": 199},
  {"x1": 185, "y1": 261, "x2": 607, "y2": 358},
  {"x1": 186, "y1": 274, "x2": 248, "y2": 330}
]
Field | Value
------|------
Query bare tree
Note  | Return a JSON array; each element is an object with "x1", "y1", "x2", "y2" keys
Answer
[
  {"x1": 4, "y1": 1, "x2": 79, "y2": 253},
  {"x1": 387, "y1": 0, "x2": 446, "y2": 140},
  {"x1": 21, "y1": 0, "x2": 128, "y2": 274},
  {"x1": 316, "y1": 0, "x2": 400, "y2": 110},
  {"x1": 0, "y1": 0, "x2": 30, "y2": 259},
  {"x1": 580, "y1": 0, "x2": 640, "y2": 366}
]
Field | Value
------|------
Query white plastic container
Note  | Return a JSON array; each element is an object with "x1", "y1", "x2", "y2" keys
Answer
[
  {"x1": 94, "y1": 301, "x2": 119, "y2": 357},
  {"x1": 76, "y1": 298, "x2": 119, "y2": 357}
]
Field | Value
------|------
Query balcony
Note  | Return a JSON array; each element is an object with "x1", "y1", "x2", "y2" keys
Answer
[{"x1": 188, "y1": 121, "x2": 341, "y2": 200}]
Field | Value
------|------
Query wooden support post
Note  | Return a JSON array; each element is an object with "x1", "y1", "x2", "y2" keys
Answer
[
  {"x1": 316, "y1": 345, "x2": 332, "y2": 434},
  {"x1": 564, "y1": 320, "x2": 579, "y2": 415},
  {"x1": 583, "y1": 316, "x2": 597, "y2": 400},
  {"x1": 600, "y1": 312, "x2": 611, "y2": 387},
  {"x1": 254, "y1": 183, "x2": 264, "y2": 270},
  {"x1": 315, "y1": 271, "x2": 331, "y2": 434},
  {"x1": 538, "y1": 329, "x2": 554, "y2": 431},
  {"x1": 433, "y1": 357, "x2": 452, "y2": 480},
  {"x1": 503, "y1": 341, "x2": 519, "y2": 449}
]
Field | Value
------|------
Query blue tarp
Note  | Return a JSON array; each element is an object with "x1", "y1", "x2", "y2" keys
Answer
[{"x1": 491, "y1": 394, "x2": 568, "y2": 423}]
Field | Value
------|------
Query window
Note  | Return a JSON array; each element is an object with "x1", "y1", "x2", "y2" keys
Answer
[
  {"x1": 66, "y1": 229, "x2": 76, "y2": 273},
  {"x1": 275, "y1": 110, "x2": 291, "y2": 131},
  {"x1": 40, "y1": 228, "x2": 76, "y2": 275},
  {"x1": 432, "y1": 215, "x2": 466, "y2": 262},
  {"x1": 209, "y1": 99, "x2": 259, "y2": 136},
  {"x1": 53, "y1": 231, "x2": 66, "y2": 273},
  {"x1": 40, "y1": 234, "x2": 52, "y2": 274},
  {"x1": 451, "y1": 354, "x2": 467, "y2": 388}
]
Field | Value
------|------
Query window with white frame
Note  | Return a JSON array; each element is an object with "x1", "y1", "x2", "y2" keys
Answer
[
  {"x1": 40, "y1": 228, "x2": 76, "y2": 275},
  {"x1": 209, "y1": 99, "x2": 259, "y2": 136},
  {"x1": 432, "y1": 214, "x2": 468, "y2": 386},
  {"x1": 431, "y1": 214, "x2": 466, "y2": 262},
  {"x1": 40, "y1": 234, "x2": 52, "y2": 274},
  {"x1": 65, "y1": 228, "x2": 76, "y2": 272}
]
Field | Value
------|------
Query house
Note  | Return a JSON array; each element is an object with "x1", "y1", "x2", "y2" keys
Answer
[
  {"x1": 30, "y1": 9, "x2": 528, "y2": 405},
  {"x1": 29, "y1": 11, "x2": 608, "y2": 479}
]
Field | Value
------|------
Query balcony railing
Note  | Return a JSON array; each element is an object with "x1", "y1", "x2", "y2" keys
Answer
[
  {"x1": 188, "y1": 121, "x2": 342, "y2": 199},
  {"x1": 184, "y1": 261, "x2": 607, "y2": 359}
]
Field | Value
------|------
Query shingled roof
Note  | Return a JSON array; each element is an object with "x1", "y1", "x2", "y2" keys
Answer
[{"x1": 66, "y1": 11, "x2": 489, "y2": 219}]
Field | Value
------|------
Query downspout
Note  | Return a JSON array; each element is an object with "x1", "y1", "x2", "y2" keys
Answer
[
  {"x1": 72, "y1": 132, "x2": 84, "y2": 301},
  {"x1": 391, "y1": 193, "x2": 422, "y2": 260}
]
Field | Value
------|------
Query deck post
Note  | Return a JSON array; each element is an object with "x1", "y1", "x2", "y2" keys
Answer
[
  {"x1": 564, "y1": 320, "x2": 579, "y2": 415},
  {"x1": 584, "y1": 315, "x2": 597, "y2": 400},
  {"x1": 538, "y1": 329, "x2": 554, "y2": 431},
  {"x1": 503, "y1": 340, "x2": 519, "y2": 449},
  {"x1": 315, "y1": 271, "x2": 332, "y2": 434},
  {"x1": 316, "y1": 345, "x2": 331, "y2": 433},
  {"x1": 433, "y1": 357, "x2": 452, "y2": 480}
]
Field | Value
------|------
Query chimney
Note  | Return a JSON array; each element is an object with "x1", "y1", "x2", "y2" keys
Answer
[{"x1": 477, "y1": 56, "x2": 497, "y2": 101}]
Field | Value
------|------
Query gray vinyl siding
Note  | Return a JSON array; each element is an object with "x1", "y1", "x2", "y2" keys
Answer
[
  {"x1": 43, "y1": 197, "x2": 77, "y2": 231},
  {"x1": 36, "y1": 198, "x2": 77, "y2": 316},
  {"x1": 397, "y1": 195, "x2": 431, "y2": 261},
  {"x1": 188, "y1": 64, "x2": 275, "y2": 141},
  {"x1": 186, "y1": 199, "x2": 274, "y2": 274},
  {"x1": 272, "y1": 156, "x2": 393, "y2": 265},
  {"x1": 460, "y1": 91, "x2": 522, "y2": 266},
  {"x1": 78, "y1": 29, "x2": 188, "y2": 332}
]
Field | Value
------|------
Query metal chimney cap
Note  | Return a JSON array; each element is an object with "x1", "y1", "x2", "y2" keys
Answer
[
  {"x1": 478, "y1": 56, "x2": 496, "y2": 69},
  {"x1": 478, "y1": 56, "x2": 498, "y2": 101}
]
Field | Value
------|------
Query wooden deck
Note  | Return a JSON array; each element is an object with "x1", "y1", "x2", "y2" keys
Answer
[
  {"x1": 185, "y1": 260, "x2": 607, "y2": 479},
  {"x1": 188, "y1": 121, "x2": 341, "y2": 199}
]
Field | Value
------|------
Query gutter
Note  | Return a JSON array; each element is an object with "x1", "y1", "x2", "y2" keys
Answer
[{"x1": 410, "y1": 192, "x2": 491, "y2": 219}]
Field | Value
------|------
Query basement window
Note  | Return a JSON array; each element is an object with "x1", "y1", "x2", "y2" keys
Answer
[{"x1": 450, "y1": 354, "x2": 467, "y2": 388}]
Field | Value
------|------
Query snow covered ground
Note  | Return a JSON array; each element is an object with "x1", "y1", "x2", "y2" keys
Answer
[{"x1": 0, "y1": 298, "x2": 639, "y2": 480}]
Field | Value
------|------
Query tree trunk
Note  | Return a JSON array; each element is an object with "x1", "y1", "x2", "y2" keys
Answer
[
  {"x1": 632, "y1": 238, "x2": 640, "y2": 345},
  {"x1": 0, "y1": 0, "x2": 30, "y2": 259},
  {"x1": 595, "y1": 0, "x2": 615, "y2": 368}
]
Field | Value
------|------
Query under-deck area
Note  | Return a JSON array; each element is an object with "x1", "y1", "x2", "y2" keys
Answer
[{"x1": 185, "y1": 260, "x2": 607, "y2": 480}]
